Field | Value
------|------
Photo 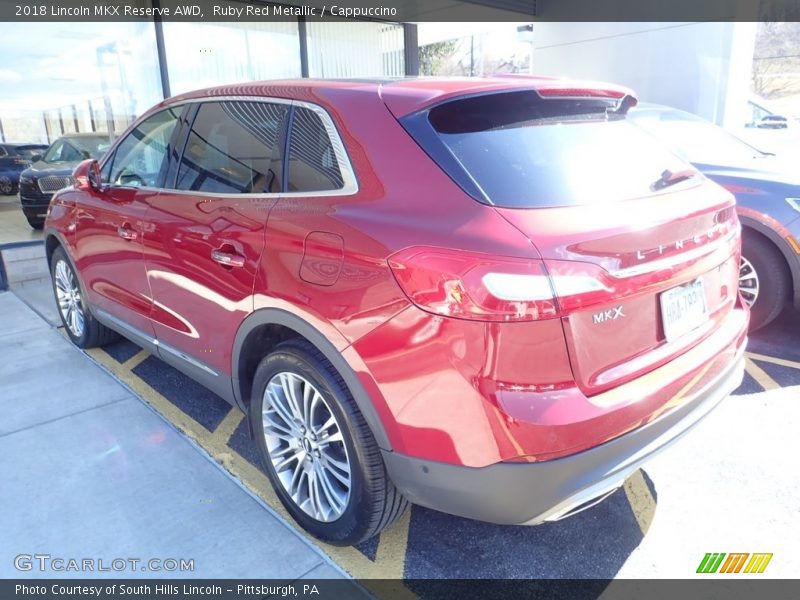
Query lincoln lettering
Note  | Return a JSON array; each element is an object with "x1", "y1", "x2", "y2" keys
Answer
[{"x1": 636, "y1": 225, "x2": 727, "y2": 260}]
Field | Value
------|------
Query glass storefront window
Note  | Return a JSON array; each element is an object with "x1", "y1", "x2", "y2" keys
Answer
[
  {"x1": 0, "y1": 22, "x2": 162, "y2": 144},
  {"x1": 306, "y1": 21, "x2": 404, "y2": 78},
  {"x1": 0, "y1": 18, "x2": 408, "y2": 146},
  {"x1": 162, "y1": 22, "x2": 301, "y2": 96}
]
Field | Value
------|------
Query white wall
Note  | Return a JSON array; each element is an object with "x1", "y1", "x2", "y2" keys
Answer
[{"x1": 530, "y1": 22, "x2": 757, "y2": 127}]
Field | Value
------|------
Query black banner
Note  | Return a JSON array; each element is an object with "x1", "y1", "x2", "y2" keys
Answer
[
  {"x1": 2, "y1": 0, "x2": 800, "y2": 22},
  {"x1": 3, "y1": 579, "x2": 800, "y2": 600}
]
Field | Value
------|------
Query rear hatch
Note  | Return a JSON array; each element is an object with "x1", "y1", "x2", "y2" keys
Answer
[{"x1": 392, "y1": 85, "x2": 741, "y2": 396}]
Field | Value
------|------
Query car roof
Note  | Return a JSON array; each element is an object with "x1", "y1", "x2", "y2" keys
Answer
[
  {"x1": 629, "y1": 102, "x2": 706, "y2": 121},
  {"x1": 161, "y1": 76, "x2": 636, "y2": 118},
  {"x1": 56, "y1": 132, "x2": 110, "y2": 139},
  {"x1": 1, "y1": 142, "x2": 47, "y2": 147}
]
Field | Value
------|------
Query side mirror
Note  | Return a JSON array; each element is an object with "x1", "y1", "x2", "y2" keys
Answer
[
  {"x1": 30, "y1": 153, "x2": 42, "y2": 162},
  {"x1": 73, "y1": 159, "x2": 103, "y2": 192}
]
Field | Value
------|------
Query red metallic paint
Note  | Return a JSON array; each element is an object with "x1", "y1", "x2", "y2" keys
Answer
[{"x1": 48, "y1": 78, "x2": 748, "y2": 472}]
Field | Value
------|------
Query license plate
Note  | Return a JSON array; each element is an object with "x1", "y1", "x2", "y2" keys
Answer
[{"x1": 660, "y1": 279, "x2": 708, "y2": 342}]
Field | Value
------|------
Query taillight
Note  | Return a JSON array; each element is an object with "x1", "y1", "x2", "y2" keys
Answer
[{"x1": 388, "y1": 247, "x2": 616, "y2": 322}]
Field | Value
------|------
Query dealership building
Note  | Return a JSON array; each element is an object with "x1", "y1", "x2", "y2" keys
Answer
[{"x1": 0, "y1": 2, "x2": 758, "y2": 145}]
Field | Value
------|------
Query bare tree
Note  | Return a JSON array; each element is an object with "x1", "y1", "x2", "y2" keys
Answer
[
  {"x1": 752, "y1": 22, "x2": 800, "y2": 99},
  {"x1": 419, "y1": 40, "x2": 458, "y2": 76}
]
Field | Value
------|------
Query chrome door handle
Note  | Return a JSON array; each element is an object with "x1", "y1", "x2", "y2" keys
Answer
[
  {"x1": 117, "y1": 226, "x2": 138, "y2": 241},
  {"x1": 211, "y1": 249, "x2": 245, "y2": 268}
]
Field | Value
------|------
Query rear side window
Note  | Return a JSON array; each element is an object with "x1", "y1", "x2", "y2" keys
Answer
[
  {"x1": 176, "y1": 101, "x2": 288, "y2": 194},
  {"x1": 287, "y1": 106, "x2": 344, "y2": 193},
  {"x1": 415, "y1": 90, "x2": 692, "y2": 208}
]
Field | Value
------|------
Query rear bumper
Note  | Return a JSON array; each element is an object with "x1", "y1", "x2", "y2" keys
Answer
[{"x1": 382, "y1": 341, "x2": 745, "y2": 525}]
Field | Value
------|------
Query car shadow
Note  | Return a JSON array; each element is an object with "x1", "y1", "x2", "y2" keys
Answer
[
  {"x1": 747, "y1": 306, "x2": 800, "y2": 362},
  {"x1": 399, "y1": 468, "x2": 658, "y2": 583}
]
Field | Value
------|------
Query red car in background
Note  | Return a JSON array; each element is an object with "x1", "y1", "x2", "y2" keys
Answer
[{"x1": 44, "y1": 77, "x2": 747, "y2": 545}]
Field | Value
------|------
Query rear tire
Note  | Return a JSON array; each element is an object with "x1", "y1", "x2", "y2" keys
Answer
[
  {"x1": 249, "y1": 338, "x2": 408, "y2": 545},
  {"x1": 50, "y1": 246, "x2": 118, "y2": 348},
  {"x1": 740, "y1": 231, "x2": 790, "y2": 331}
]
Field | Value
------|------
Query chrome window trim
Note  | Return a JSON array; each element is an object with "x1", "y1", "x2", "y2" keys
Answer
[{"x1": 102, "y1": 95, "x2": 359, "y2": 199}]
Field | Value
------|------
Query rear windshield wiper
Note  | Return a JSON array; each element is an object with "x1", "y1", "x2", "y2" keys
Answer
[{"x1": 651, "y1": 168, "x2": 698, "y2": 191}]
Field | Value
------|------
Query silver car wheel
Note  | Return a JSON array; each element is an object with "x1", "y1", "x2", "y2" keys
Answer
[
  {"x1": 739, "y1": 255, "x2": 760, "y2": 307},
  {"x1": 54, "y1": 259, "x2": 85, "y2": 338},
  {"x1": 262, "y1": 371, "x2": 351, "y2": 523},
  {"x1": 0, "y1": 176, "x2": 12, "y2": 195}
]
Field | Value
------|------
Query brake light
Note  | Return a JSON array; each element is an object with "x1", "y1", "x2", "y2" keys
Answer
[
  {"x1": 388, "y1": 247, "x2": 616, "y2": 322},
  {"x1": 536, "y1": 87, "x2": 626, "y2": 99}
]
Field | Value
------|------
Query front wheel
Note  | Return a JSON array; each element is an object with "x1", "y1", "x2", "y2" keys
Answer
[
  {"x1": 740, "y1": 231, "x2": 790, "y2": 331},
  {"x1": 50, "y1": 246, "x2": 117, "y2": 348},
  {"x1": 0, "y1": 175, "x2": 13, "y2": 195},
  {"x1": 249, "y1": 339, "x2": 408, "y2": 545},
  {"x1": 26, "y1": 216, "x2": 44, "y2": 230}
]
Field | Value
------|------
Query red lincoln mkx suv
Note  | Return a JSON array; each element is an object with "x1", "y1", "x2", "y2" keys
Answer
[{"x1": 45, "y1": 77, "x2": 748, "y2": 545}]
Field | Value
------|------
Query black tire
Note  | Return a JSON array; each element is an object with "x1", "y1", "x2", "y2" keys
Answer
[
  {"x1": 50, "y1": 246, "x2": 118, "y2": 348},
  {"x1": 741, "y1": 231, "x2": 790, "y2": 331},
  {"x1": 249, "y1": 339, "x2": 408, "y2": 546},
  {"x1": 26, "y1": 217, "x2": 44, "y2": 230}
]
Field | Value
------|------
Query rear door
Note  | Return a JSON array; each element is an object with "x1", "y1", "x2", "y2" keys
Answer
[
  {"x1": 142, "y1": 99, "x2": 289, "y2": 379},
  {"x1": 401, "y1": 89, "x2": 741, "y2": 395},
  {"x1": 74, "y1": 106, "x2": 183, "y2": 336}
]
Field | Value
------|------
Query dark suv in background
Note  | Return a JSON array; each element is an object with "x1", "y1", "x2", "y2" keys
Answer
[
  {"x1": 629, "y1": 104, "x2": 800, "y2": 330},
  {"x1": 0, "y1": 143, "x2": 48, "y2": 195},
  {"x1": 19, "y1": 132, "x2": 111, "y2": 228}
]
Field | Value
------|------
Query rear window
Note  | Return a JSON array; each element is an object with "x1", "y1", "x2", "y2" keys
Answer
[
  {"x1": 422, "y1": 91, "x2": 693, "y2": 208},
  {"x1": 287, "y1": 107, "x2": 344, "y2": 193}
]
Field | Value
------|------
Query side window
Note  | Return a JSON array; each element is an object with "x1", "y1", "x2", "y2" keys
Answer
[
  {"x1": 287, "y1": 107, "x2": 345, "y2": 193},
  {"x1": 0, "y1": 147, "x2": 7, "y2": 158},
  {"x1": 175, "y1": 101, "x2": 288, "y2": 194},
  {"x1": 59, "y1": 142, "x2": 84, "y2": 162},
  {"x1": 45, "y1": 141, "x2": 65, "y2": 162},
  {"x1": 108, "y1": 107, "x2": 181, "y2": 188},
  {"x1": 100, "y1": 150, "x2": 115, "y2": 182}
]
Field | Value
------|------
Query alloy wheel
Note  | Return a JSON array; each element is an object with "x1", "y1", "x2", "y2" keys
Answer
[
  {"x1": 54, "y1": 259, "x2": 85, "y2": 338},
  {"x1": 0, "y1": 176, "x2": 12, "y2": 195},
  {"x1": 262, "y1": 372, "x2": 351, "y2": 522},
  {"x1": 739, "y1": 255, "x2": 760, "y2": 307}
]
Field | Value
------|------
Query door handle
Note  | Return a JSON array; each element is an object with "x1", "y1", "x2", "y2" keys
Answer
[
  {"x1": 211, "y1": 249, "x2": 246, "y2": 268},
  {"x1": 117, "y1": 225, "x2": 138, "y2": 241}
]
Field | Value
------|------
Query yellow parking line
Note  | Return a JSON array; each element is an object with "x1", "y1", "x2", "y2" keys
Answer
[
  {"x1": 746, "y1": 351, "x2": 800, "y2": 371},
  {"x1": 86, "y1": 347, "x2": 416, "y2": 591},
  {"x1": 623, "y1": 469, "x2": 657, "y2": 535},
  {"x1": 212, "y1": 408, "x2": 245, "y2": 445},
  {"x1": 122, "y1": 349, "x2": 149, "y2": 371},
  {"x1": 745, "y1": 357, "x2": 780, "y2": 391},
  {"x1": 87, "y1": 348, "x2": 213, "y2": 439}
]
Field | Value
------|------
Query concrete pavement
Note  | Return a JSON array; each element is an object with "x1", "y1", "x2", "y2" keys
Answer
[{"x1": 0, "y1": 290, "x2": 356, "y2": 582}]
